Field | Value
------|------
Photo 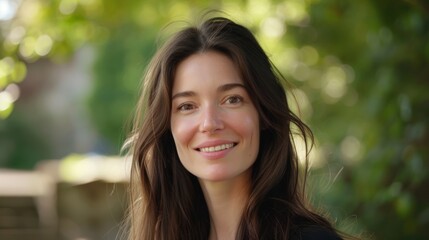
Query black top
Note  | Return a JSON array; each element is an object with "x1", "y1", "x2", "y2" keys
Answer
[{"x1": 291, "y1": 226, "x2": 342, "y2": 240}]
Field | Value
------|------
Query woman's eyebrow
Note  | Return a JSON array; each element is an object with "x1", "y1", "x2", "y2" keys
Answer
[
  {"x1": 217, "y1": 83, "x2": 245, "y2": 92},
  {"x1": 172, "y1": 91, "x2": 195, "y2": 100},
  {"x1": 172, "y1": 83, "x2": 245, "y2": 100}
]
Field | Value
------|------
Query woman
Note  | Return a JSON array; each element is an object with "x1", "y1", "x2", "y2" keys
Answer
[{"x1": 125, "y1": 16, "x2": 345, "y2": 239}]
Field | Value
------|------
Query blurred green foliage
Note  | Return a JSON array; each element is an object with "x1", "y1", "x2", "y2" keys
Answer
[
  {"x1": 299, "y1": 1, "x2": 429, "y2": 239},
  {"x1": 0, "y1": 0, "x2": 428, "y2": 239},
  {"x1": 88, "y1": 23, "x2": 157, "y2": 150}
]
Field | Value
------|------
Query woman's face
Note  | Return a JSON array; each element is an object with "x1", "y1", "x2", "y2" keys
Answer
[{"x1": 170, "y1": 51, "x2": 260, "y2": 183}]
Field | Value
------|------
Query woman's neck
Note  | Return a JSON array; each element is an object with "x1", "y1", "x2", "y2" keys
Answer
[{"x1": 199, "y1": 170, "x2": 251, "y2": 240}]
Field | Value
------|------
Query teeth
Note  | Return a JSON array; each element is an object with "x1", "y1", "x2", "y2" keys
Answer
[{"x1": 200, "y1": 143, "x2": 234, "y2": 153}]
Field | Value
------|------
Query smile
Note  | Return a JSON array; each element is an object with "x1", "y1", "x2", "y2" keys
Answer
[{"x1": 199, "y1": 143, "x2": 235, "y2": 153}]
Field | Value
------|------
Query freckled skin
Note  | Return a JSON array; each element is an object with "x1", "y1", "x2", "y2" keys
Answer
[{"x1": 170, "y1": 51, "x2": 260, "y2": 183}]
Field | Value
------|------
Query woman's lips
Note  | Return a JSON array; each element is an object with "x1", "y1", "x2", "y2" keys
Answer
[
  {"x1": 198, "y1": 143, "x2": 235, "y2": 152},
  {"x1": 194, "y1": 141, "x2": 238, "y2": 160}
]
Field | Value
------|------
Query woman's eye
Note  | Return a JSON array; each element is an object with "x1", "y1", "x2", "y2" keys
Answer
[
  {"x1": 177, "y1": 103, "x2": 195, "y2": 112},
  {"x1": 225, "y1": 95, "x2": 243, "y2": 105}
]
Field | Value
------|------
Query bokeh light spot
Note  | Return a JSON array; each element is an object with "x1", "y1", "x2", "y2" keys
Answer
[
  {"x1": 0, "y1": 91, "x2": 14, "y2": 118},
  {"x1": 0, "y1": 0, "x2": 19, "y2": 21},
  {"x1": 260, "y1": 17, "x2": 285, "y2": 38},
  {"x1": 322, "y1": 66, "x2": 347, "y2": 101},
  {"x1": 5, "y1": 83, "x2": 20, "y2": 102},
  {"x1": 59, "y1": 0, "x2": 78, "y2": 15},
  {"x1": 246, "y1": 0, "x2": 271, "y2": 24},
  {"x1": 8, "y1": 26, "x2": 26, "y2": 45},
  {"x1": 19, "y1": 36, "x2": 37, "y2": 59},
  {"x1": 294, "y1": 135, "x2": 324, "y2": 169},
  {"x1": 277, "y1": 0, "x2": 308, "y2": 24},
  {"x1": 35, "y1": 35, "x2": 53, "y2": 56},
  {"x1": 341, "y1": 135, "x2": 362, "y2": 164},
  {"x1": 0, "y1": 57, "x2": 14, "y2": 87},
  {"x1": 13, "y1": 61, "x2": 27, "y2": 82}
]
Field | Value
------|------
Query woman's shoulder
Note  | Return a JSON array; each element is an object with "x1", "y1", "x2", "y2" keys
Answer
[{"x1": 291, "y1": 225, "x2": 343, "y2": 240}]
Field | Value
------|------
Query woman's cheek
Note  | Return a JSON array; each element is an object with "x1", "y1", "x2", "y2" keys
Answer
[{"x1": 172, "y1": 116, "x2": 197, "y2": 145}]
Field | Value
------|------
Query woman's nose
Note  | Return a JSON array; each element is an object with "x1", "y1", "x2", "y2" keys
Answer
[{"x1": 199, "y1": 105, "x2": 224, "y2": 133}]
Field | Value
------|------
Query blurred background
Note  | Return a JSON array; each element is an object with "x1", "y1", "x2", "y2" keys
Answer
[{"x1": 0, "y1": 0, "x2": 428, "y2": 239}]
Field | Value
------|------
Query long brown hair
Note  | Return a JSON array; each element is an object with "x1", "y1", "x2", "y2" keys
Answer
[{"x1": 125, "y1": 16, "x2": 339, "y2": 239}]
